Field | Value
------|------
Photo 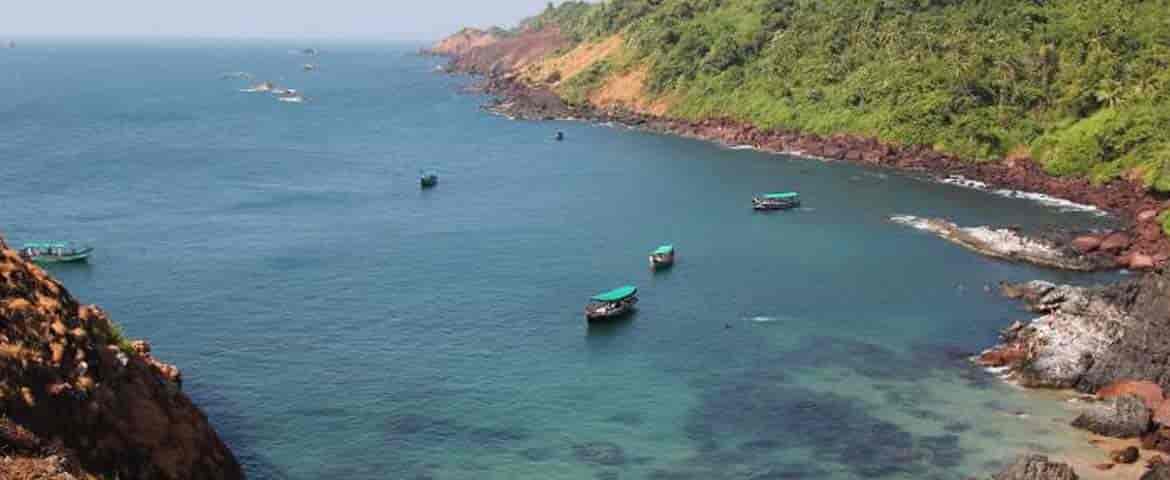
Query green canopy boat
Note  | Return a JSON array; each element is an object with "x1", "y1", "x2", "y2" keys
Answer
[
  {"x1": 586, "y1": 285, "x2": 639, "y2": 321},
  {"x1": 752, "y1": 192, "x2": 801, "y2": 210},
  {"x1": 420, "y1": 172, "x2": 438, "y2": 189},
  {"x1": 21, "y1": 242, "x2": 93, "y2": 264},
  {"x1": 649, "y1": 245, "x2": 675, "y2": 269}
]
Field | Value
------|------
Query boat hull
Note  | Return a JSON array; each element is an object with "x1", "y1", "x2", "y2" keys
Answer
[
  {"x1": 585, "y1": 298, "x2": 638, "y2": 322},
  {"x1": 649, "y1": 253, "x2": 675, "y2": 269},
  {"x1": 752, "y1": 199, "x2": 800, "y2": 211},
  {"x1": 29, "y1": 249, "x2": 92, "y2": 264}
]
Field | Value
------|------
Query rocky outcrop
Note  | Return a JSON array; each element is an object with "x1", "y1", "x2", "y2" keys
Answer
[
  {"x1": 888, "y1": 216, "x2": 1107, "y2": 271},
  {"x1": 977, "y1": 270, "x2": 1170, "y2": 395},
  {"x1": 0, "y1": 235, "x2": 242, "y2": 479},
  {"x1": 992, "y1": 454, "x2": 1078, "y2": 480},
  {"x1": 1070, "y1": 395, "x2": 1151, "y2": 438},
  {"x1": 1144, "y1": 464, "x2": 1170, "y2": 480}
]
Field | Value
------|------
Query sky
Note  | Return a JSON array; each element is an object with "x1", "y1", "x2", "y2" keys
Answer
[{"x1": 0, "y1": 0, "x2": 571, "y2": 40}]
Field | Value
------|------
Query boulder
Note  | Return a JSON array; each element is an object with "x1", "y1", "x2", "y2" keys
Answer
[
  {"x1": 1130, "y1": 253, "x2": 1157, "y2": 270},
  {"x1": 1142, "y1": 427, "x2": 1170, "y2": 453},
  {"x1": 1111, "y1": 446, "x2": 1140, "y2": 464},
  {"x1": 992, "y1": 454, "x2": 1078, "y2": 480},
  {"x1": 1071, "y1": 395, "x2": 1151, "y2": 438},
  {"x1": 1070, "y1": 236, "x2": 1102, "y2": 253},
  {"x1": 1139, "y1": 210, "x2": 1161, "y2": 222},
  {"x1": 1100, "y1": 232, "x2": 1132, "y2": 253},
  {"x1": 1155, "y1": 400, "x2": 1170, "y2": 426},
  {"x1": 1144, "y1": 464, "x2": 1170, "y2": 480},
  {"x1": 1098, "y1": 380, "x2": 1164, "y2": 409}
]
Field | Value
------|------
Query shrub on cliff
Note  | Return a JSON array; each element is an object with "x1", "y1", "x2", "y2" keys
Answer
[{"x1": 527, "y1": 0, "x2": 1170, "y2": 191}]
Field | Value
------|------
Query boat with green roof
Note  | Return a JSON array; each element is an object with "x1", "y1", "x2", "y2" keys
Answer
[
  {"x1": 649, "y1": 245, "x2": 675, "y2": 269},
  {"x1": 20, "y1": 242, "x2": 93, "y2": 264},
  {"x1": 420, "y1": 171, "x2": 439, "y2": 189},
  {"x1": 752, "y1": 192, "x2": 800, "y2": 211},
  {"x1": 585, "y1": 285, "x2": 638, "y2": 321}
]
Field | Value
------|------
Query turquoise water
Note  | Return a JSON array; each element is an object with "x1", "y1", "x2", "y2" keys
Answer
[{"x1": 0, "y1": 41, "x2": 1121, "y2": 479}]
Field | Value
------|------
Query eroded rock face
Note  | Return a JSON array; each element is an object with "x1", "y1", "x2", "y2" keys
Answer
[
  {"x1": 1144, "y1": 463, "x2": 1170, "y2": 480},
  {"x1": 0, "y1": 237, "x2": 242, "y2": 479},
  {"x1": 992, "y1": 454, "x2": 1078, "y2": 480},
  {"x1": 980, "y1": 271, "x2": 1170, "y2": 394}
]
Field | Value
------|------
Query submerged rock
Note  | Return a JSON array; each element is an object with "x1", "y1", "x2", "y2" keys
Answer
[
  {"x1": 991, "y1": 454, "x2": 1078, "y2": 480},
  {"x1": 573, "y1": 441, "x2": 627, "y2": 466},
  {"x1": 1071, "y1": 395, "x2": 1151, "y2": 438}
]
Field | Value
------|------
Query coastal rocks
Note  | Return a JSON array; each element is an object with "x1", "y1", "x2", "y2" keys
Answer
[
  {"x1": 1070, "y1": 235, "x2": 1103, "y2": 253},
  {"x1": 1111, "y1": 446, "x2": 1141, "y2": 464},
  {"x1": 0, "y1": 235, "x2": 242, "y2": 479},
  {"x1": 1097, "y1": 380, "x2": 1164, "y2": 409},
  {"x1": 978, "y1": 274, "x2": 1170, "y2": 392},
  {"x1": 888, "y1": 216, "x2": 1101, "y2": 271},
  {"x1": 1144, "y1": 464, "x2": 1170, "y2": 480},
  {"x1": 1071, "y1": 395, "x2": 1151, "y2": 438},
  {"x1": 991, "y1": 454, "x2": 1078, "y2": 480},
  {"x1": 1142, "y1": 427, "x2": 1170, "y2": 453}
]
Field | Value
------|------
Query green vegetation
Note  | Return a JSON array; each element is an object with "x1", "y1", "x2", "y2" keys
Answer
[
  {"x1": 527, "y1": 0, "x2": 1170, "y2": 190},
  {"x1": 100, "y1": 320, "x2": 135, "y2": 356}
]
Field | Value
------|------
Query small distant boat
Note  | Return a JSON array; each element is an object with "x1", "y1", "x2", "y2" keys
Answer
[
  {"x1": 300, "y1": 48, "x2": 319, "y2": 56},
  {"x1": 220, "y1": 71, "x2": 253, "y2": 80},
  {"x1": 555, "y1": 131, "x2": 564, "y2": 141},
  {"x1": 277, "y1": 93, "x2": 306, "y2": 103},
  {"x1": 21, "y1": 242, "x2": 93, "y2": 264},
  {"x1": 240, "y1": 81, "x2": 274, "y2": 93},
  {"x1": 420, "y1": 172, "x2": 439, "y2": 188},
  {"x1": 585, "y1": 285, "x2": 638, "y2": 322},
  {"x1": 271, "y1": 86, "x2": 297, "y2": 95},
  {"x1": 649, "y1": 245, "x2": 675, "y2": 269},
  {"x1": 302, "y1": 63, "x2": 317, "y2": 72},
  {"x1": 752, "y1": 192, "x2": 801, "y2": 211},
  {"x1": 7, "y1": 40, "x2": 14, "y2": 49}
]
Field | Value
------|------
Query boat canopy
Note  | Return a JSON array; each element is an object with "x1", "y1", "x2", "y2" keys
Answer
[
  {"x1": 24, "y1": 242, "x2": 72, "y2": 249},
  {"x1": 591, "y1": 285, "x2": 637, "y2": 302},
  {"x1": 652, "y1": 245, "x2": 674, "y2": 255},
  {"x1": 761, "y1": 192, "x2": 799, "y2": 199}
]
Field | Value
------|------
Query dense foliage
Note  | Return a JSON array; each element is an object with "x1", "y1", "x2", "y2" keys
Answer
[{"x1": 527, "y1": 0, "x2": 1170, "y2": 190}]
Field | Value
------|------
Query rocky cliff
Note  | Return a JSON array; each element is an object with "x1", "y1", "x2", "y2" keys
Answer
[{"x1": 0, "y1": 235, "x2": 242, "y2": 479}]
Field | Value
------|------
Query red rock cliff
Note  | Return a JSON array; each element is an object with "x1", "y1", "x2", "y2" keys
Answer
[{"x1": 0, "y1": 235, "x2": 242, "y2": 479}]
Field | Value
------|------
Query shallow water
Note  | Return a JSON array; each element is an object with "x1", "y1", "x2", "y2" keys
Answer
[{"x1": 0, "y1": 40, "x2": 1123, "y2": 479}]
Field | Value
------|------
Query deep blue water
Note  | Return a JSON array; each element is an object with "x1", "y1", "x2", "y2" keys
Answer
[{"x1": 0, "y1": 40, "x2": 1121, "y2": 479}]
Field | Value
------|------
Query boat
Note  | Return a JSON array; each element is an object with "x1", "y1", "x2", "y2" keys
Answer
[
  {"x1": 240, "y1": 81, "x2": 274, "y2": 93},
  {"x1": 277, "y1": 93, "x2": 305, "y2": 103},
  {"x1": 302, "y1": 63, "x2": 317, "y2": 72},
  {"x1": 420, "y1": 172, "x2": 439, "y2": 188},
  {"x1": 752, "y1": 192, "x2": 801, "y2": 211},
  {"x1": 584, "y1": 285, "x2": 638, "y2": 321},
  {"x1": 649, "y1": 245, "x2": 675, "y2": 269},
  {"x1": 7, "y1": 40, "x2": 14, "y2": 49},
  {"x1": 220, "y1": 71, "x2": 253, "y2": 80},
  {"x1": 20, "y1": 242, "x2": 93, "y2": 264},
  {"x1": 300, "y1": 48, "x2": 319, "y2": 56},
  {"x1": 270, "y1": 86, "x2": 296, "y2": 95},
  {"x1": 555, "y1": 131, "x2": 564, "y2": 141}
]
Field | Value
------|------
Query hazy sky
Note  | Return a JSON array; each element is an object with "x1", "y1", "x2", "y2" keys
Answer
[{"x1": 1, "y1": 1, "x2": 567, "y2": 40}]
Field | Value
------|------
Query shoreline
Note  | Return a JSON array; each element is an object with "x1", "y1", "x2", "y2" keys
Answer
[
  {"x1": 430, "y1": 42, "x2": 1170, "y2": 478},
  {"x1": 459, "y1": 70, "x2": 1168, "y2": 271}
]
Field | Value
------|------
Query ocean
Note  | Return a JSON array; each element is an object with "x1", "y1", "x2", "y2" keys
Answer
[{"x1": 0, "y1": 40, "x2": 1122, "y2": 479}]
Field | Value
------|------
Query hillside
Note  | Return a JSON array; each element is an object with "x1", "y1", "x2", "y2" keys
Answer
[
  {"x1": 440, "y1": 0, "x2": 1170, "y2": 233},
  {"x1": 0, "y1": 235, "x2": 242, "y2": 479}
]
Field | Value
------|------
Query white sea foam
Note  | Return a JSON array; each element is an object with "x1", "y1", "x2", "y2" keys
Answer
[
  {"x1": 940, "y1": 175, "x2": 1105, "y2": 216},
  {"x1": 728, "y1": 144, "x2": 758, "y2": 151}
]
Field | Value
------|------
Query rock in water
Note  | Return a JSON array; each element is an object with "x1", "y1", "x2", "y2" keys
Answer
[
  {"x1": 1071, "y1": 395, "x2": 1151, "y2": 438},
  {"x1": 992, "y1": 454, "x2": 1079, "y2": 480}
]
